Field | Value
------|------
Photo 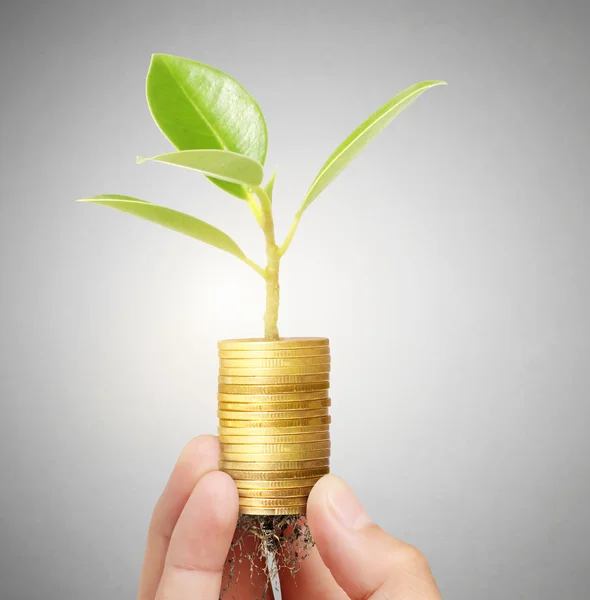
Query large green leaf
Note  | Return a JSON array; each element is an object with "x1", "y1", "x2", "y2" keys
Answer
[
  {"x1": 77, "y1": 195, "x2": 258, "y2": 270},
  {"x1": 137, "y1": 150, "x2": 264, "y2": 186},
  {"x1": 301, "y1": 80, "x2": 447, "y2": 212},
  {"x1": 146, "y1": 54, "x2": 268, "y2": 200}
]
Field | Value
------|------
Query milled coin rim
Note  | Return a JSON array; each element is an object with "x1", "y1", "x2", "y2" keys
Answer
[
  {"x1": 238, "y1": 486, "x2": 315, "y2": 498},
  {"x1": 218, "y1": 390, "x2": 330, "y2": 403},
  {"x1": 234, "y1": 477, "x2": 323, "y2": 489},
  {"x1": 218, "y1": 373, "x2": 330, "y2": 385},
  {"x1": 219, "y1": 382, "x2": 330, "y2": 394},
  {"x1": 219, "y1": 365, "x2": 331, "y2": 376},
  {"x1": 218, "y1": 432, "x2": 331, "y2": 444},
  {"x1": 218, "y1": 425, "x2": 330, "y2": 436},
  {"x1": 217, "y1": 408, "x2": 329, "y2": 420},
  {"x1": 239, "y1": 496, "x2": 311, "y2": 507},
  {"x1": 221, "y1": 452, "x2": 331, "y2": 462},
  {"x1": 219, "y1": 356, "x2": 331, "y2": 368},
  {"x1": 218, "y1": 337, "x2": 329, "y2": 350},
  {"x1": 219, "y1": 347, "x2": 330, "y2": 359},
  {"x1": 222, "y1": 467, "x2": 330, "y2": 480},
  {"x1": 219, "y1": 458, "x2": 330, "y2": 471},
  {"x1": 219, "y1": 416, "x2": 331, "y2": 428},
  {"x1": 220, "y1": 441, "x2": 331, "y2": 453},
  {"x1": 239, "y1": 506, "x2": 308, "y2": 515},
  {"x1": 218, "y1": 398, "x2": 332, "y2": 412}
]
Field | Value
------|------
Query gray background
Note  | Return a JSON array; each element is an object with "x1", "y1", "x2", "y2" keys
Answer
[{"x1": 1, "y1": 0, "x2": 589, "y2": 598}]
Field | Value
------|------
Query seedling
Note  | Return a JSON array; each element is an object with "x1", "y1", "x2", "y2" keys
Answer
[
  {"x1": 79, "y1": 54, "x2": 445, "y2": 598},
  {"x1": 79, "y1": 54, "x2": 445, "y2": 340}
]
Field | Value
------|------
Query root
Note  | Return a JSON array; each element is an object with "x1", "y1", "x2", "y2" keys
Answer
[{"x1": 220, "y1": 514, "x2": 315, "y2": 600}]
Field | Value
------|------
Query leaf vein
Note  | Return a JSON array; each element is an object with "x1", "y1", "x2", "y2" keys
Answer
[{"x1": 161, "y1": 60, "x2": 229, "y2": 152}]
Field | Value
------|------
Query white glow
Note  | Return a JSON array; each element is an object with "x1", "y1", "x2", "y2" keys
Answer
[{"x1": 201, "y1": 269, "x2": 265, "y2": 335}]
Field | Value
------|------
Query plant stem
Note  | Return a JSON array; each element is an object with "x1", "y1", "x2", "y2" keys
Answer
[{"x1": 255, "y1": 186, "x2": 280, "y2": 340}]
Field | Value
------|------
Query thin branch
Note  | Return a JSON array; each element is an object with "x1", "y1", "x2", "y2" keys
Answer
[
  {"x1": 240, "y1": 254, "x2": 266, "y2": 278},
  {"x1": 278, "y1": 209, "x2": 304, "y2": 257}
]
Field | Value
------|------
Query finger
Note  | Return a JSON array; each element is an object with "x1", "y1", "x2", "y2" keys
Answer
[
  {"x1": 307, "y1": 475, "x2": 442, "y2": 600},
  {"x1": 138, "y1": 435, "x2": 220, "y2": 600},
  {"x1": 278, "y1": 517, "x2": 348, "y2": 600},
  {"x1": 156, "y1": 470, "x2": 239, "y2": 600}
]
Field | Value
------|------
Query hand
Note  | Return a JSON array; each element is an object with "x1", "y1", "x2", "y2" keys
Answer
[{"x1": 137, "y1": 435, "x2": 442, "y2": 599}]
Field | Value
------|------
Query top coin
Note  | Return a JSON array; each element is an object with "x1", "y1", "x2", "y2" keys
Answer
[
  {"x1": 218, "y1": 337, "x2": 329, "y2": 351},
  {"x1": 219, "y1": 347, "x2": 330, "y2": 359}
]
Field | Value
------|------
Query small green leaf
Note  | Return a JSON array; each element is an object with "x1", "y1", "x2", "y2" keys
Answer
[
  {"x1": 137, "y1": 150, "x2": 264, "y2": 187},
  {"x1": 146, "y1": 54, "x2": 268, "y2": 200},
  {"x1": 264, "y1": 169, "x2": 278, "y2": 204},
  {"x1": 301, "y1": 80, "x2": 447, "y2": 212},
  {"x1": 77, "y1": 195, "x2": 255, "y2": 266}
]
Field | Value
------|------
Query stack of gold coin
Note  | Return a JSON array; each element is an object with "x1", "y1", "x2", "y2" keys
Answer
[{"x1": 217, "y1": 337, "x2": 331, "y2": 515}]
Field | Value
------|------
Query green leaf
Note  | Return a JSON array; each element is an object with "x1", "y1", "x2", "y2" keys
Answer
[
  {"x1": 146, "y1": 54, "x2": 268, "y2": 200},
  {"x1": 137, "y1": 150, "x2": 264, "y2": 186},
  {"x1": 264, "y1": 169, "x2": 278, "y2": 204},
  {"x1": 77, "y1": 195, "x2": 262, "y2": 273},
  {"x1": 301, "y1": 80, "x2": 447, "y2": 212}
]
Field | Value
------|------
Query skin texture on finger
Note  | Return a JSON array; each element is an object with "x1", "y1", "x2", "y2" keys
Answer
[
  {"x1": 155, "y1": 470, "x2": 239, "y2": 600},
  {"x1": 307, "y1": 475, "x2": 442, "y2": 600},
  {"x1": 278, "y1": 517, "x2": 348, "y2": 600},
  {"x1": 138, "y1": 435, "x2": 220, "y2": 600}
]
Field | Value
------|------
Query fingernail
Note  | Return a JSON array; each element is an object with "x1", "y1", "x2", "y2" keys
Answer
[{"x1": 326, "y1": 476, "x2": 373, "y2": 530}]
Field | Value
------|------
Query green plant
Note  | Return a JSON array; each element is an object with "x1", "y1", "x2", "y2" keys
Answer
[{"x1": 79, "y1": 54, "x2": 446, "y2": 340}]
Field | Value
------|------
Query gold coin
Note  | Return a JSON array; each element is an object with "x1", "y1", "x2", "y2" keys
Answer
[
  {"x1": 218, "y1": 373, "x2": 329, "y2": 385},
  {"x1": 219, "y1": 416, "x2": 331, "y2": 428},
  {"x1": 239, "y1": 496, "x2": 310, "y2": 508},
  {"x1": 219, "y1": 365, "x2": 330, "y2": 377},
  {"x1": 218, "y1": 399, "x2": 331, "y2": 412},
  {"x1": 221, "y1": 458, "x2": 329, "y2": 471},
  {"x1": 219, "y1": 356, "x2": 331, "y2": 368},
  {"x1": 219, "y1": 382, "x2": 330, "y2": 395},
  {"x1": 223, "y1": 467, "x2": 330, "y2": 480},
  {"x1": 238, "y1": 487, "x2": 314, "y2": 498},
  {"x1": 219, "y1": 347, "x2": 330, "y2": 359},
  {"x1": 235, "y1": 477, "x2": 323, "y2": 489},
  {"x1": 239, "y1": 506, "x2": 308, "y2": 516},
  {"x1": 221, "y1": 451, "x2": 330, "y2": 462},
  {"x1": 218, "y1": 390, "x2": 329, "y2": 403},
  {"x1": 218, "y1": 432, "x2": 330, "y2": 445},
  {"x1": 218, "y1": 337, "x2": 329, "y2": 351},
  {"x1": 217, "y1": 408, "x2": 329, "y2": 421},
  {"x1": 218, "y1": 424, "x2": 330, "y2": 436},
  {"x1": 221, "y1": 441, "x2": 330, "y2": 454}
]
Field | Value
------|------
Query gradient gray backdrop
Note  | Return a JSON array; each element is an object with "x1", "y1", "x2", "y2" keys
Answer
[{"x1": 1, "y1": 1, "x2": 589, "y2": 598}]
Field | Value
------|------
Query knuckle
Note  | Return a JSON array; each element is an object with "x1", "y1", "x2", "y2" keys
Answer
[{"x1": 393, "y1": 542, "x2": 429, "y2": 572}]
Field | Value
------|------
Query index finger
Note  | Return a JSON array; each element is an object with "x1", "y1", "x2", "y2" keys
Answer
[
  {"x1": 138, "y1": 435, "x2": 220, "y2": 600},
  {"x1": 155, "y1": 471, "x2": 239, "y2": 600}
]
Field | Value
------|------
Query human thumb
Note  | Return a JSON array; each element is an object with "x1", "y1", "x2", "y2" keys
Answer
[{"x1": 307, "y1": 474, "x2": 442, "y2": 599}]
